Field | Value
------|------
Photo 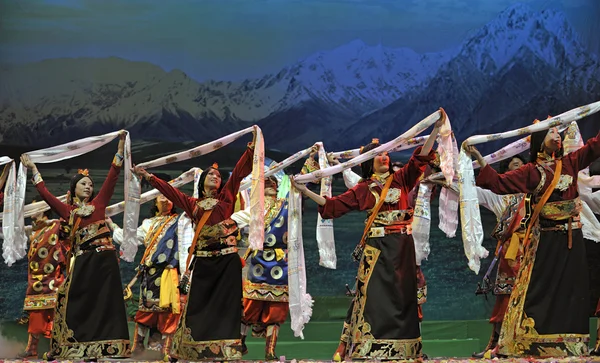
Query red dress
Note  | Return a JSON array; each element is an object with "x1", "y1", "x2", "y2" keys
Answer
[
  {"x1": 318, "y1": 146, "x2": 434, "y2": 360},
  {"x1": 148, "y1": 146, "x2": 253, "y2": 361},
  {"x1": 33, "y1": 160, "x2": 131, "y2": 360},
  {"x1": 476, "y1": 131, "x2": 600, "y2": 357}
]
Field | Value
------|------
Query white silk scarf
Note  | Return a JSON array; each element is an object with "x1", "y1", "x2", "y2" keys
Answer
[
  {"x1": 2, "y1": 131, "x2": 133, "y2": 266},
  {"x1": 459, "y1": 100, "x2": 600, "y2": 273},
  {"x1": 124, "y1": 126, "x2": 265, "y2": 259},
  {"x1": 315, "y1": 143, "x2": 336, "y2": 269}
]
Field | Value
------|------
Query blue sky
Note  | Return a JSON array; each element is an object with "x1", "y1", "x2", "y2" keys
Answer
[{"x1": 0, "y1": 0, "x2": 597, "y2": 81}]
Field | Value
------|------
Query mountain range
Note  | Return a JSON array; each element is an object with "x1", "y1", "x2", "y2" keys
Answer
[{"x1": 0, "y1": 3, "x2": 598, "y2": 154}]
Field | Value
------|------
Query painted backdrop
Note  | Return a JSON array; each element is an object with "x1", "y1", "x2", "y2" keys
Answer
[{"x1": 0, "y1": 0, "x2": 599, "y2": 321}]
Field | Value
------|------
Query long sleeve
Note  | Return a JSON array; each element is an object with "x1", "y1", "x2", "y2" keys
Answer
[
  {"x1": 230, "y1": 208, "x2": 252, "y2": 229},
  {"x1": 581, "y1": 190, "x2": 600, "y2": 215},
  {"x1": 476, "y1": 187, "x2": 509, "y2": 218},
  {"x1": 34, "y1": 182, "x2": 70, "y2": 220},
  {"x1": 343, "y1": 169, "x2": 361, "y2": 189},
  {"x1": 221, "y1": 147, "x2": 253, "y2": 206},
  {"x1": 149, "y1": 176, "x2": 197, "y2": 218},
  {"x1": 112, "y1": 218, "x2": 150, "y2": 246},
  {"x1": 394, "y1": 146, "x2": 435, "y2": 192},
  {"x1": 566, "y1": 131, "x2": 600, "y2": 173},
  {"x1": 318, "y1": 187, "x2": 361, "y2": 219},
  {"x1": 476, "y1": 163, "x2": 535, "y2": 195},
  {"x1": 94, "y1": 162, "x2": 122, "y2": 209}
]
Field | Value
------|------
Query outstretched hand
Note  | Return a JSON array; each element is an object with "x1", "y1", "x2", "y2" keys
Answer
[
  {"x1": 462, "y1": 144, "x2": 483, "y2": 160},
  {"x1": 20, "y1": 154, "x2": 37, "y2": 171},
  {"x1": 326, "y1": 152, "x2": 340, "y2": 165},
  {"x1": 290, "y1": 177, "x2": 308, "y2": 193},
  {"x1": 117, "y1": 130, "x2": 127, "y2": 155},
  {"x1": 309, "y1": 145, "x2": 318, "y2": 158},
  {"x1": 131, "y1": 164, "x2": 150, "y2": 180}
]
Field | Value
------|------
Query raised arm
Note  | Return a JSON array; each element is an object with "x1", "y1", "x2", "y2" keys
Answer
[
  {"x1": 317, "y1": 187, "x2": 361, "y2": 219},
  {"x1": 327, "y1": 152, "x2": 361, "y2": 189},
  {"x1": 476, "y1": 163, "x2": 535, "y2": 195},
  {"x1": 221, "y1": 144, "x2": 254, "y2": 205},
  {"x1": 21, "y1": 155, "x2": 71, "y2": 220},
  {"x1": 94, "y1": 131, "x2": 126, "y2": 208},
  {"x1": 133, "y1": 164, "x2": 198, "y2": 218},
  {"x1": 148, "y1": 176, "x2": 197, "y2": 218},
  {"x1": 420, "y1": 116, "x2": 443, "y2": 156},
  {"x1": 464, "y1": 145, "x2": 534, "y2": 195},
  {"x1": 566, "y1": 130, "x2": 600, "y2": 172},
  {"x1": 394, "y1": 146, "x2": 436, "y2": 192}
]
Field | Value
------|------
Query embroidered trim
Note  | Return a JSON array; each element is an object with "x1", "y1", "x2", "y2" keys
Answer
[
  {"x1": 347, "y1": 245, "x2": 422, "y2": 360},
  {"x1": 384, "y1": 188, "x2": 401, "y2": 204},
  {"x1": 540, "y1": 198, "x2": 582, "y2": 220},
  {"x1": 73, "y1": 204, "x2": 95, "y2": 218},
  {"x1": 49, "y1": 260, "x2": 131, "y2": 359},
  {"x1": 340, "y1": 322, "x2": 351, "y2": 344},
  {"x1": 195, "y1": 247, "x2": 238, "y2": 257},
  {"x1": 417, "y1": 285, "x2": 427, "y2": 305},
  {"x1": 24, "y1": 294, "x2": 57, "y2": 310},
  {"x1": 32, "y1": 172, "x2": 43, "y2": 185},
  {"x1": 498, "y1": 223, "x2": 590, "y2": 357},
  {"x1": 171, "y1": 284, "x2": 243, "y2": 361},
  {"x1": 113, "y1": 153, "x2": 124, "y2": 167},
  {"x1": 197, "y1": 198, "x2": 219, "y2": 211},
  {"x1": 243, "y1": 281, "x2": 289, "y2": 302},
  {"x1": 555, "y1": 174, "x2": 573, "y2": 192},
  {"x1": 372, "y1": 210, "x2": 413, "y2": 226}
]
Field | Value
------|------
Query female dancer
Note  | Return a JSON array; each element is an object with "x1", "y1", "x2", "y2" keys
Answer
[
  {"x1": 467, "y1": 126, "x2": 600, "y2": 357},
  {"x1": 132, "y1": 130, "x2": 256, "y2": 361},
  {"x1": 20, "y1": 130, "x2": 130, "y2": 361},
  {"x1": 325, "y1": 152, "x2": 433, "y2": 361},
  {"x1": 292, "y1": 121, "x2": 442, "y2": 360}
]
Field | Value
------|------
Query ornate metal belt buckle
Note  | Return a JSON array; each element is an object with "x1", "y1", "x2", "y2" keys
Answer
[{"x1": 369, "y1": 227, "x2": 385, "y2": 238}]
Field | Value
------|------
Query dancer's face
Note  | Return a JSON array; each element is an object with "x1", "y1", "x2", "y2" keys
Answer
[
  {"x1": 155, "y1": 194, "x2": 173, "y2": 215},
  {"x1": 508, "y1": 157, "x2": 524, "y2": 171},
  {"x1": 204, "y1": 169, "x2": 222, "y2": 191},
  {"x1": 75, "y1": 177, "x2": 94, "y2": 200},
  {"x1": 264, "y1": 179, "x2": 278, "y2": 197},
  {"x1": 543, "y1": 127, "x2": 562, "y2": 154},
  {"x1": 373, "y1": 152, "x2": 390, "y2": 174}
]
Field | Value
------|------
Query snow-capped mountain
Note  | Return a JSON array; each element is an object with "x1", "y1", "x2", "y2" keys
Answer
[
  {"x1": 335, "y1": 3, "x2": 600, "y2": 152},
  {"x1": 0, "y1": 3, "x2": 598, "y2": 152},
  {"x1": 0, "y1": 38, "x2": 447, "y2": 147}
]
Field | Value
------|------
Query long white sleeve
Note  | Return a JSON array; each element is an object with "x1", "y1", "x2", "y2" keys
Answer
[
  {"x1": 475, "y1": 187, "x2": 509, "y2": 219},
  {"x1": 580, "y1": 199, "x2": 600, "y2": 242},
  {"x1": 230, "y1": 209, "x2": 252, "y2": 230},
  {"x1": 342, "y1": 169, "x2": 361, "y2": 189},
  {"x1": 112, "y1": 219, "x2": 150, "y2": 246}
]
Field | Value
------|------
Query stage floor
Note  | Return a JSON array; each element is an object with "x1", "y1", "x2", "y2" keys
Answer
[
  {"x1": 1, "y1": 319, "x2": 598, "y2": 362},
  {"x1": 1, "y1": 358, "x2": 600, "y2": 363}
]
